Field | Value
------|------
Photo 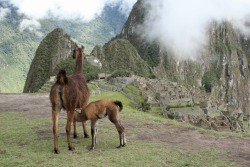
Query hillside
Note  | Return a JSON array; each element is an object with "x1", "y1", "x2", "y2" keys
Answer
[
  {"x1": 91, "y1": 38, "x2": 153, "y2": 77},
  {"x1": 115, "y1": 0, "x2": 250, "y2": 115},
  {"x1": 21, "y1": 0, "x2": 250, "y2": 115},
  {"x1": 23, "y1": 28, "x2": 76, "y2": 93},
  {"x1": 0, "y1": 2, "x2": 127, "y2": 93}
]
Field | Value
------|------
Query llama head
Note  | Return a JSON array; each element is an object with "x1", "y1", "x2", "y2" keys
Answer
[{"x1": 72, "y1": 45, "x2": 85, "y2": 59}]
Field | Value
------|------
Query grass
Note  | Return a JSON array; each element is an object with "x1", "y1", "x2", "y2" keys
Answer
[{"x1": 0, "y1": 91, "x2": 247, "y2": 167}]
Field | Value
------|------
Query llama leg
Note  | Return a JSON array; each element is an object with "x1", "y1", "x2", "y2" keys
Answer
[
  {"x1": 114, "y1": 122, "x2": 126, "y2": 148},
  {"x1": 121, "y1": 125, "x2": 126, "y2": 147},
  {"x1": 52, "y1": 110, "x2": 60, "y2": 154},
  {"x1": 119, "y1": 120, "x2": 126, "y2": 147},
  {"x1": 108, "y1": 113, "x2": 126, "y2": 148},
  {"x1": 82, "y1": 121, "x2": 89, "y2": 138},
  {"x1": 66, "y1": 111, "x2": 75, "y2": 151},
  {"x1": 73, "y1": 120, "x2": 77, "y2": 138},
  {"x1": 89, "y1": 119, "x2": 97, "y2": 151}
]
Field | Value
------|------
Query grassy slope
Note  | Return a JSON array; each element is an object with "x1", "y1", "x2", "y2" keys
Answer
[
  {"x1": 95, "y1": 38, "x2": 153, "y2": 77},
  {"x1": 0, "y1": 91, "x2": 242, "y2": 167},
  {"x1": 0, "y1": 17, "x2": 39, "y2": 93}
]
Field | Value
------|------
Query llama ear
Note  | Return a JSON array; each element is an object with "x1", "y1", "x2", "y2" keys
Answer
[{"x1": 81, "y1": 45, "x2": 84, "y2": 50}]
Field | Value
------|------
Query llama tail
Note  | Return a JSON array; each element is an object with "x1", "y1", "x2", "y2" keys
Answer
[
  {"x1": 56, "y1": 70, "x2": 68, "y2": 85},
  {"x1": 114, "y1": 101, "x2": 123, "y2": 112}
]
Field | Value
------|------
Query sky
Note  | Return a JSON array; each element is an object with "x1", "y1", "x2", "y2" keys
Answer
[
  {"x1": 140, "y1": 0, "x2": 250, "y2": 59},
  {"x1": 3, "y1": 0, "x2": 136, "y2": 33},
  {"x1": 2, "y1": 0, "x2": 250, "y2": 60}
]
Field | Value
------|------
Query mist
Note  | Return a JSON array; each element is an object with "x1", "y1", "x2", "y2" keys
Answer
[
  {"x1": 140, "y1": 0, "x2": 250, "y2": 60},
  {"x1": 0, "y1": 7, "x2": 9, "y2": 19},
  {"x1": 7, "y1": 0, "x2": 136, "y2": 32}
]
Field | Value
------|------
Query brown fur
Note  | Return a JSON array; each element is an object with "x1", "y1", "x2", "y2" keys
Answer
[
  {"x1": 50, "y1": 46, "x2": 90, "y2": 154},
  {"x1": 74, "y1": 99, "x2": 126, "y2": 150}
]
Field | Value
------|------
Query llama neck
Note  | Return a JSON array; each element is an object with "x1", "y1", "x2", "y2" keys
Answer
[
  {"x1": 74, "y1": 55, "x2": 83, "y2": 74},
  {"x1": 74, "y1": 110, "x2": 87, "y2": 122}
]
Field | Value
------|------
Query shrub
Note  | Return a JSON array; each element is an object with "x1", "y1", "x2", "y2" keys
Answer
[{"x1": 202, "y1": 68, "x2": 219, "y2": 93}]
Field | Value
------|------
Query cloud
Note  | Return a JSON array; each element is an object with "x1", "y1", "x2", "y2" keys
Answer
[
  {"x1": 0, "y1": 7, "x2": 10, "y2": 20},
  {"x1": 139, "y1": 0, "x2": 250, "y2": 60},
  {"x1": 19, "y1": 19, "x2": 43, "y2": 37},
  {"x1": 118, "y1": 0, "x2": 137, "y2": 16},
  {"x1": 8, "y1": 0, "x2": 136, "y2": 33}
]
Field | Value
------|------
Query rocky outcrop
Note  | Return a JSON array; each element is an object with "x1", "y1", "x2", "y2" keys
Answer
[
  {"x1": 23, "y1": 28, "x2": 76, "y2": 93},
  {"x1": 207, "y1": 22, "x2": 250, "y2": 115}
]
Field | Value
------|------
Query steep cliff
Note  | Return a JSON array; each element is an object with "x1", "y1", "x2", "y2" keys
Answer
[
  {"x1": 23, "y1": 28, "x2": 76, "y2": 93},
  {"x1": 207, "y1": 22, "x2": 250, "y2": 114}
]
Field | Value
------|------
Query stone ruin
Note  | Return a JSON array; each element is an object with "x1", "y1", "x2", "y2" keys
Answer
[
  {"x1": 172, "y1": 103, "x2": 247, "y2": 132},
  {"x1": 133, "y1": 76, "x2": 250, "y2": 132},
  {"x1": 96, "y1": 75, "x2": 249, "y2": 132},
  {"x1": 133, "y1": 76, "x2": 194, "y2": 110},
  {"x1": 177, "y1": 112, "x2": 245, "y2": 132}
]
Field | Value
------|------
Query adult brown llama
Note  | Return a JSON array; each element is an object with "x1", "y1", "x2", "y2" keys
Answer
[
  {"x1": 74, "y1": 98, "x2": 126, "y2": 151},
  {"x1": 50, "y1": 46, "x2": 90, "y2": 154}
]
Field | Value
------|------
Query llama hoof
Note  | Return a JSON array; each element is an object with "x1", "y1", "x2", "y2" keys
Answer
[
  {"x1": 122, "y1": 143, "x2": 126, "y2": 147},
  {"x1": 54, "y1": 149, "x2": 60, "y2": 154},
  {"x1": 73, "y1": 134, "x2": 78, "y2": 138},
  {"x1": 116, "y1": 145, "x2": 122, "y2": 149},
  {"x1": 68, "y1": 146, "x2": 75, "y2": 151},
  {"x1": 84, "y1": 134, "x2": 90, "y2": 138},
  {"x1": 88, "y1": 146, "x2": 94, "y2": 151}
]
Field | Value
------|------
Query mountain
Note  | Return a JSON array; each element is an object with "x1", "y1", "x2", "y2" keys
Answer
[
  {"x1": 91, "y1": 38, "x2": 153, "y2": 77},
  {"x1": 23, "y1": 28, "x2": 103, "y2": 93},
  {"x1": 21, "y1": 0, "x2": 250, "y2": 115},
  {"x1": 116, "y1": 0, "x2": 250, "y2": 115},
  {"x1": 0, "y1": 2, "x2": 127, "y2": 93},
  {"x1": 207, "y1": 22, "x2": 250, "y2": 113},
  {"x1": 23, "y1": 28, "x2": 76, "y2": 93},
  {"x1": 87, "y1": 0, "x2": 250, "y2": 115}
]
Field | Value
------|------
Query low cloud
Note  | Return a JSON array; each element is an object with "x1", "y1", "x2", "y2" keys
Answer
[
  {"x1": 140, "y1": 0, "x2": 250, "y2": 60},
  {"x1": 8, "y1": 0, "x2": 136, "y2": 33},
  {"x1": 0, "y1": 7, "x2": 10, "y2": 20}
]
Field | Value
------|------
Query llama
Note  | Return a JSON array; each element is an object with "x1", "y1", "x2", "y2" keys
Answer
[
  {"x1": 50, "y1": 46, "x2": 90, "y2": 154},
  {"x1": 72, "y1": 46, "x2": 90, "y2": 139},
  {"x1": 74, "y1": 99, "x2": 126, "y2": 150}
]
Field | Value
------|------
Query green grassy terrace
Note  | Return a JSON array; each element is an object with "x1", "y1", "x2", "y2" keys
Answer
[{"x1": 0, "y1": 91, "x2": 248, "y2": 167}]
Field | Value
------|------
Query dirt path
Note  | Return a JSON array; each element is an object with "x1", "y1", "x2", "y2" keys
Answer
[{"x1": 0, "y1": 94, "x2": 250, "y2": 166}]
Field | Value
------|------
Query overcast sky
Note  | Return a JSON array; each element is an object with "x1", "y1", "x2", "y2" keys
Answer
[
  {"x1": 3, "y1": 0, "x2": 136, "y2": 33},
  {"x1": 3, "y1": 0, "x2": 250, "y2": 60},
  {"x1": 140, "y1": 0, "x2": 250, "y2": 59}
]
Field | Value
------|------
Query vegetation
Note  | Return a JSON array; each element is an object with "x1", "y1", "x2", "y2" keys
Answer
[
  {"x1": 0, "y1": 2, "x2": 126, "y2": 93},
  {"x1": 202, "y1": 67, "x2": 219, "y2": 92},
  {"x1": 23, "y1": 28, "x2": 73, "y2": 93},
  {"x1": 117, "y1": 0, "x2": 161, "y2": 68},
  {"x1": 0, "y1": 91, "x2": 244, "y2": 167},
  {"x1": 140, "y1": 99, "x2": 151, "y2": 112},
  {"x1": 108, "y1": 70, "x2": 131, "y2": 79},
  {"x1": 54, "y1": 56, "x2": 101, "y2": 82},
  {"x1": 93, "y1": 38, "x2": 153, "y2": 78}
]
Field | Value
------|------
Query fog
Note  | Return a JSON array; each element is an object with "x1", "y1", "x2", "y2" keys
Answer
[
  {"x1": 7, "y1": 0, "x2": 136, "y2": 32},
  {"x1": 140, "y1": 0, "x2": 250, "y2": 59},
  {"x1": 0, "y1": 7, "x2": 9, "y2": 19}
]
